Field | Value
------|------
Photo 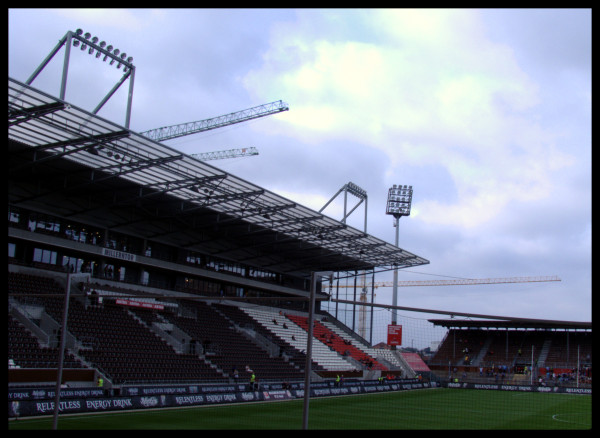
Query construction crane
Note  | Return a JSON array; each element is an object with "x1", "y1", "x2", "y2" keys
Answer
[
  {"x1": 325, "y1": 275, "x2": 561, "y2": 340},
  {"x1": 324, "y1": 275, "x2": 561, "y2": 290},
  {"x1": 140, "y1": 100, "x2": 288, "y2": 162},
  {"x1": 190, "y1": 147, "x2": 259, "y2": 162},
  {"x1": 357, "y1": 272, "x2": 371, "y2": 339},
  {"x1": 140, "y1": 100, "x2": 289, "y2": 142}
]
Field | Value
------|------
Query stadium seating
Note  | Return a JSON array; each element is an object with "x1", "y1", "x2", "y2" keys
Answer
[
  {"x1": 8, "y1": 268, "x2": 591, "y2": 389},
  {"x1": 9, "y1": 270, "x2": 308, "y2": 384},
  {"x1": 8, "y1": 314, "x2": 84, "y2": 369},
  {"x1": 213, "y1": 303, "x2": 324, "y2": 373},
  {"x1": 161, "y1": 300, "x2": 305, "y2": 381},
  {"x1": 240, "y1": 306, "x2": 355, "y2": 372},
  {"x1": 285, "y1": 314, "x2": 387, "y2": 371},
  {"x1": 428, "y1": 327, "x2": 592, "y2": 383}
]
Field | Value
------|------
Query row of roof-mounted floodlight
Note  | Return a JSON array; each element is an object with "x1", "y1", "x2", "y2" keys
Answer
[{"x1": 71, "y1": 29, "x2": 133, "y2": 72}]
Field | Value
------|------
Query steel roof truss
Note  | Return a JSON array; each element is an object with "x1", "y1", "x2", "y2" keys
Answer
[{"x1": 8, "y1": 101, "x2": 66, "y2": 126}]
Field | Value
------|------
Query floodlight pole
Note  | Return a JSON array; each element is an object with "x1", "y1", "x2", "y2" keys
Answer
[
  {"x1": 392, "y1": 215, "x2": 400, "y2": 332},
  {"x1": 386, "y1": 184, "x2": 413, "y2": 350},
  {"x1": 60, "y1": 32, "x2": 73, "y2": 100},
  {"x1": 25, "y1": 34, "x2": 70, "y2": 88}
]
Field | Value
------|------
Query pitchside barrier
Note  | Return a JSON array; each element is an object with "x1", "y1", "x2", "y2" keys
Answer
[
  {"x1": 8, "y1": 378, "x2": 432, "y2": 418},
  {"x1": 444, "y1": 381, "x2": 591, "y2": 394}
]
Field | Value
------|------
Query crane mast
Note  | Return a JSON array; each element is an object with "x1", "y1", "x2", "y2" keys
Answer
[{"x1": 141, "y1": 100, "x2": 289, "y2": 142}]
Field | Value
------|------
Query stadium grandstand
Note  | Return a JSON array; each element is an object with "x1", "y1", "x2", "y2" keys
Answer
[
  {"x1": 9, "y1": 73, "x2": 434, "y2": 416},
  {"x1": 427, "y1": 319, "x2": 591, "y2": 387}
]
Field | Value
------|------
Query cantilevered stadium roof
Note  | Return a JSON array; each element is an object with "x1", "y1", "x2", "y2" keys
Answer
[
  {"x1": 429, "y1": 319, "x2": 591, "y2": 331},
  {"x1": 9, "y1": 77, "x2": 429, "y2": 277}
]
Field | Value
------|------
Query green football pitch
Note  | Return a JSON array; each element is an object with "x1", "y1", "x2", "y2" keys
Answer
[{"x1": 8, "y1": 388, "x2": 591, "y2": 430}]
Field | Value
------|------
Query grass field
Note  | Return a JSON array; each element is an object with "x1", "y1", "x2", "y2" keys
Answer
[{"x1": 8, "y1": 388, "x2": 591, "y2": 430}]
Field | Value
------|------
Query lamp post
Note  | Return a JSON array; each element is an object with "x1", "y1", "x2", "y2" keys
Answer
[{"x1": 385, "y1": 184, "x2": 413, "y2": 349}]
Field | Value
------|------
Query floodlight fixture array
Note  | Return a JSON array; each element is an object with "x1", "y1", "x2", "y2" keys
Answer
[
  {"x1": 69, "y1": 29, "x2": 133, "y2": 71},
  {"x1": 386, "y1": 184, "x2": 413, "y2": 218}
]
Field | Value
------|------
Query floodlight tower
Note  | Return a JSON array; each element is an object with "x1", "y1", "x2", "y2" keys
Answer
[
  {"x1": 385, "y1": 184, "x2": 413, "y2": 349},
  {"x1": 24, "y1": 28, "x2": 135, "y2": 128}
]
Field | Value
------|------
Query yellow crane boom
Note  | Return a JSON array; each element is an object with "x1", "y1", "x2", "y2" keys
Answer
[
  {"x1": 373, "y1": 275, "x2": 560, "y2": 288},
  {"x1": 326, "y1": 275, "x2": 560, "y2": 339},
  {"x1": 325, "y1": 275, "x2": 560, "y2": 289}
]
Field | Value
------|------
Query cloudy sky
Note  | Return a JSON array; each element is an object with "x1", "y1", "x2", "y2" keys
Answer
[{"x1": 9, "y1": 9, "x2": 591, "y2": 342}]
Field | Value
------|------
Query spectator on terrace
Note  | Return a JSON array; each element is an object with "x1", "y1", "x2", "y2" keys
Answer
[
  {"x1": 97, "y1": 376, "x2": 105, "y2": 395},
  {"x1": 89, "y1": 290, "x2": 98, "y2": 307}
]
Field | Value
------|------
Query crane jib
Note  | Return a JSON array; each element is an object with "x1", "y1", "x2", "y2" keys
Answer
[{"x1": 141, "y1": 100, "x2": 289, "y2": 142}]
